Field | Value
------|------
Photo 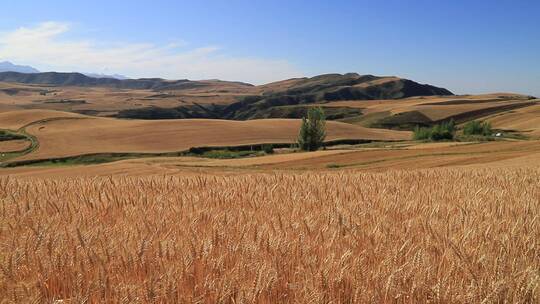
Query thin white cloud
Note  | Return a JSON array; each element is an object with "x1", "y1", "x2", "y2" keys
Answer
[{"x1": 0, "y1": 22, "x2": 302, "y2": 84}]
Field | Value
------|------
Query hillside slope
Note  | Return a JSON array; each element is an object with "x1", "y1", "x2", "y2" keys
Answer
[
  {"x1": 116, "y1": 73, "x2": 453, "y2": 120},
  {"x1": 223, "y1": 74, "x2": 452, "y2": 119},
  {"x1": 0, "y1": 72, "x2": 453, "y2": 121}
]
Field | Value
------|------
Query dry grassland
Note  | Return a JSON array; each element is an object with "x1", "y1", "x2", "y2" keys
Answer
[
  {"x1": 0, "y1": 169, "x2": 538, "y2": 303},
  {"x1": 0, "y1": 81, "x2": 255, "y2": 116}
]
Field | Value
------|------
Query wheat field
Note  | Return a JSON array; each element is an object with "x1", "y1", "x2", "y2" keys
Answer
[{"x1": 0, "y1": 169, "x2": 539, "y2": 303}]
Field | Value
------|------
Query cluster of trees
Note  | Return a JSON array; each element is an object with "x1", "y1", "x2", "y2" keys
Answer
[
  {"x1": 413, "y1": 119, "x2": 495, "y2": 141},
  {"x1": 463, "y1": 120, "x2": 493, "y2": 136},
  {"x1": 413, "y1": 120, "x2": 456, "y2": 141}
]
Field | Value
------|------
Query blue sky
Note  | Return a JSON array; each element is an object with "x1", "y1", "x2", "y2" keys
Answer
[{"x1": 0, "y1": 0, "x2": 539, "y2": 96}]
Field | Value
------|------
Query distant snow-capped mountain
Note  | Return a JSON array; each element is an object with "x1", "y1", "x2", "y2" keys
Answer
[
  {"x1": 0, "y1": 61, "x2": 39, "y2": 73},
  {"x1": 0, "y1": 61, "x2": 129, "y2": 80}
]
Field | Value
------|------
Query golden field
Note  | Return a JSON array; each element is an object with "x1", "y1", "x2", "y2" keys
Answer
[{"x1": 0, "y1": 169, "x2": 538, "y2": 303}]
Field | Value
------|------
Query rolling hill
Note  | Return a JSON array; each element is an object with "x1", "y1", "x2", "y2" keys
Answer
[
  {"x1": 0, "y1": 72, "x2": 537, "y2": 137},
  {"x1": 114, "y1": 73, "x2": 454, "y2": 120},
  {"x1": 0, "y1": 72, "x2": 455, "y2": 121},
  {"x1": 218, "y1": 73, "x2": 453, "y2": 119},
  {"x1": 0, "y1": 71, "x2": 253, "y2": 90}
]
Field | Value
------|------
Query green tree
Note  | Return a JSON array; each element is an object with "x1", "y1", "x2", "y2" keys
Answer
[
  {"x1": 413, "y1": 126, "x2": 431, "y2": 140},
  {"x1": 298, "y1": 107, "x2": 326, "y2": 151},
  {"x1": 482, "y1": 121, "x2": 493, "y2": 136},
  {"x1": 412, "y1": 119, "x2": 456, "y2": 141},
  {"x1": 463, "y1": 120, "x2": 492, "y2": 136}
]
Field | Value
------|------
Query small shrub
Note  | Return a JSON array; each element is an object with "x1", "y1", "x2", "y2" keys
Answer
[
  {"x1": 188, "y1": 147, "x2": 204, "y2": 155},
  {"x1": 262, "y1": 144, "x2": 274, "y2": 154},
  {"x1": 326, "y1": 163, "x2": 341, "y2": 169},
  {"x1": 0, "y1": 130, "x2": 26, "y2": 142},
  {"x1": 202, "y1": 150, "x2": 258, "y2": 159}
]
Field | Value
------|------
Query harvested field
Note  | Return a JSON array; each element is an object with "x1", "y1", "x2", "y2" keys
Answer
[
  {"x1": 0, "y1": 109, "x2": 84, "y2": 130},
  {"x1": 2, "y1": 140, "x2": 539, "y2": 178},
  {"x1": 399, "y1": 141, "x2": 473, "y2": 150},
  {"x1": 487, "y1": 103, "x2": 540, "y2": 138},
  {"x1": 15, "y1": 114, "x2": 410, "y2": 161},
  {"x1": 0, "y1": 169, "x2": 538, "y2": 303},
  {"x1": 0, "y1": 139, "x2": 30, "y2": 153},
  {"x1": 324, "y1": 93, "x2": 530, "y2": 111},
  {"x1": 258, "y1": 140, "x2": 540, "y2": 170},
  {"x1": 325, "y1": 94, "x2": 535, "y2": 127},
  {"x1": 167, "y1": 150, "x2": 357, "y2": 168},
  {"x1": 413, "y1": 100, "x2": 535, "y2": 121}
]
